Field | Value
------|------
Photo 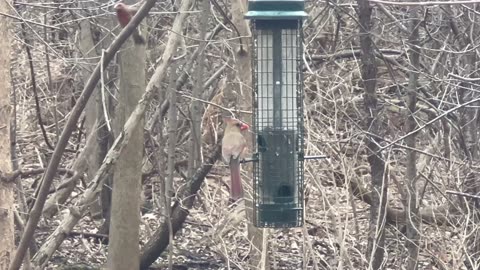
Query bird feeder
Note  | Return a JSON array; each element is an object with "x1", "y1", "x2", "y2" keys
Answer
[{"x1": 245, "y1": 0, "x2": 307, "y2": 228}]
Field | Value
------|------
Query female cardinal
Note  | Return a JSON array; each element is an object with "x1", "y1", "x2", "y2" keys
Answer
[
  {"x1": 222, "y1": 117, "x2": 249, "y2": 201},
  {"x1": 114, "y1": 2, "x2": 146, "y2": 45}
]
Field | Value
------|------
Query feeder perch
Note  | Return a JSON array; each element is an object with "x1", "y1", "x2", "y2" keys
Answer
[{"x1": 245, "y1": 0, "x2": 307, "y2": 228}]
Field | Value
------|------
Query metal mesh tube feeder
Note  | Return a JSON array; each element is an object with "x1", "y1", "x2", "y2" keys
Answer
[{"x1": 245, "y1": 0, "x2": 308, "y2": 228}]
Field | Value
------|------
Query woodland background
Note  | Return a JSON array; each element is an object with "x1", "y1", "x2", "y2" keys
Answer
[{"x1": 0, "y1": 0, "x2": 480, "y2": 269}]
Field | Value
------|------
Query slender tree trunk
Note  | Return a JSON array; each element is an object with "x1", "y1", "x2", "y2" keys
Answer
[
  {"x1": 187, "y1": 0, "x2": 210, "y2": 177},
  {"x1": 165, "y1": 62, "x2": 179, "y2": 270},
  {"x1": 406, "y1": 4, "x2": 421, "y2": 269},
  {"x1": 355, "y1": 1, "x2": 388, "y2": 269},
  {"x1": 0, "y1": 0, "x2": 14, "y2": 268},
  {"x1": 107, "y1": 3, "x2": 146, "y2": 268}
]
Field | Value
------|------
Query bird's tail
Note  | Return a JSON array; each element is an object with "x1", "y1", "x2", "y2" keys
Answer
[
  {"x1": 132, "y1": 29, "x2": 146, "y2": 45},
  {"x1": 229, "y1": 158, "x2": 243, "y2": 201}
]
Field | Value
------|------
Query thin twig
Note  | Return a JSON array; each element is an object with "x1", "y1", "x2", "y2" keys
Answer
[
  {"x1": 100, "y1": 50, "x2": 112, "y2": 132},
  {"x1": 181, "y1": 94, "x2": 251, "y2": 115},
  {"x1": 446, "y1": 190, "x2": 480, "y2": 200},
  {"x1": 0, "y1": 11, "x2": 60, "y2": 29}
]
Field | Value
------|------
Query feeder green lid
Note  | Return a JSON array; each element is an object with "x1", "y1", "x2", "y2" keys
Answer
[{"x1": 245, "y1": 0, "x2": 308, "y2": 20}]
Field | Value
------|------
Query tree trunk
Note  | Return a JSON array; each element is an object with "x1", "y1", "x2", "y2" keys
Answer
[
  {"x1": 405, "y1": 4, "x2": 421, "y2": 269},
  {"x1": 0, "y1": 0, "x2": 14, "y2": 268},
  {"x1": 355, "y1": 1, "x2": 388, "y2": 269},
  {"x1": 107, "y1": 3, "x2": 146, "y2": 269}
]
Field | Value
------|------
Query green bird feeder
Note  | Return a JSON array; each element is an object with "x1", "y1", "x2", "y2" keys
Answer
[{"x1": 246, "y1": 0, "x2": 307, "y2": 228}]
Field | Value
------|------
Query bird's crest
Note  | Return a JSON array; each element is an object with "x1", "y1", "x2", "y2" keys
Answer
[{"x1": 224, "y1": 117, "x2": 249, "y2": 131}]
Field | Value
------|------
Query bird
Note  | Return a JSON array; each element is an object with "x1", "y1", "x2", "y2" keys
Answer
[
  {"x1": 114, "y1": 2, "x2": 146, "y2": 45},
  {"x1": 222, "y1": 117, "x2": 249, "y2": 202}
]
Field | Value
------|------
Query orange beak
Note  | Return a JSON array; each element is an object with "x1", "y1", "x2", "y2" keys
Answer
[{"x1": 240, "y1": 123, "x2": 249, "y2": 131}]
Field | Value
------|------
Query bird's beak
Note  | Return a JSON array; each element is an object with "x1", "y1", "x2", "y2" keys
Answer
[{"x1": 240, "y1": 123, "x2": 249, "y2": 131}]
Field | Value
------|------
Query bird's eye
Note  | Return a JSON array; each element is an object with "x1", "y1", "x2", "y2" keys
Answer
[{"x1": 235, "y1": 123, "x2": 241, "y2": 127}]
